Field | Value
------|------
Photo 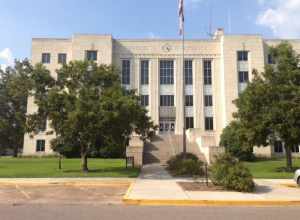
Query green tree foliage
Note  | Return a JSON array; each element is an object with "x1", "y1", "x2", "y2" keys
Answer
[
  {"x1": 220, "y1": 121, "x2": 255, "y2": 161},
  {"x1": 0, "y1": 60, "x2": 32, "y2": 156},
  {"x1": 234, "y1": 42, "x2": 300, "y2": 171},
  {"x1": 27, "y1": 61, "x2": 155, "y2": 172}
]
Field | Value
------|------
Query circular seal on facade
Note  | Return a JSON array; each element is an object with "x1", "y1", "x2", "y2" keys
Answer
[{"x1": 162, "y1": 44, "x2": 172, "y2": 53}]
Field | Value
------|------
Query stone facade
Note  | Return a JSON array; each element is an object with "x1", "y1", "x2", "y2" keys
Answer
[{"x1": 23, "y1": 29, "x2": 300, "y2": 157}]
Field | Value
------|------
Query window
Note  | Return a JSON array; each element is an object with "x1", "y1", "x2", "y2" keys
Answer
[
  {"x1": 141, "y1": 60, "x2": 149, "y2": 85},
  {"x1": 185, "y1": 95, "x2": 193, "y2": 107},
  {"x1": 205, "y1": 117, "x2": 214, "y2": 131},
  {"x1": 204, "y1": 95, "x2": 213, "y2": 107},
  {"x1": 237, "y1": 51, "x2": 248, "y2": 61},
  {"x1": 204, "y1": 60, "x2": 212, "y2": 85},
  {"x1": 86, "y1": 50, "x2": 97, "y2": 61},
  {"x1": 160, "y1": 95, "x2": 174, "y2": 106},
  {"x1": 185, "y1": 60, "x2": 193, "y2": 85},
  {"x1": 122, "y1": 60, "x2": 130, "y2": 85},
  {"x1": 186, "y1": 117, "x2": 194, "y2": 129},
  {"x1": 238, "y1": 71, "x2": 249, "y2": 83},
  {"x1": 42, "y1": 53, "x2": 51, "y2": 64},
  {"x1": 274, "y1": 141, "x2": 283, "y2": 153},
  {"x1": 58, "y1": 53, "x2": 67, "y2": 64},
  {"x1": 38, "y1": 117, "x2": 47, "y2": 132},
  {"x1": 268, "y1": 54, "x2": 275, "y2": 64},
  {"x1": 292, "y1": 145, "x2": 300, "y2": 153},
  {"x1": 160, "y1": 60, "x2": 174, "y2": 84},
  {"x1": 36, "y1": 140, "x2": 45, "y2": 152},
  {"x1": 141, "y1": 95, "x2": 149, "y2": 107}
]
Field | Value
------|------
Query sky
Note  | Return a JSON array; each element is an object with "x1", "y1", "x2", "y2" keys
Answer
[{"x1": 1, "y1": 0, "x2": 300, "y2": 69}]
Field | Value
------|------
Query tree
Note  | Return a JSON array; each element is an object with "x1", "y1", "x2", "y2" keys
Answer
[
  {"x1": 0, "y1": 60, "x2": 32, "y2": 156},
  {"x1": 220, "y1": 121, "x2": 255, "y2": 161},
  {"x1": 27, "y1": 61, "x2": 155, "y2": 172},
  {"x1": 234, "y1": 42, "x2": 300, "y2": 171}
]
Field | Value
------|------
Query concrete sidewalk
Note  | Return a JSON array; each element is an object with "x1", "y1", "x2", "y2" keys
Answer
[{"x1": 124, "y1": 164, "x2": 300, "y2": 206}]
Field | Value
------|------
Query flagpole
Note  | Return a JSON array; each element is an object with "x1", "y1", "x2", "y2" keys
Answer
[{"x1": 182, "y1": 9, "x2": 187, "y2": 156}]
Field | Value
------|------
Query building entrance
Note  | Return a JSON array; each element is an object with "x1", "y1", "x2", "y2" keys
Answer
[{"x1": 159, "y1": 119, "x2": 175, "y2": 134}]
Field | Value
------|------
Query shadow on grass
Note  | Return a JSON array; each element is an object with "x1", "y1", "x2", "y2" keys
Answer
[
  {"x1": 275, "y1": 167, "x2": 299, "y2": 173},
  {"x1": 62, "y1": 167, "x2": 140, "y2": 177}
]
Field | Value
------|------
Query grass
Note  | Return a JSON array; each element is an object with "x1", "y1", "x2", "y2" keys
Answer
[
  {"x1": 244, "y1": 158, "x2": 300, "y2": 179},
  {"x1": 0, "y1": 158, "x2": 140, "y2": 178}
]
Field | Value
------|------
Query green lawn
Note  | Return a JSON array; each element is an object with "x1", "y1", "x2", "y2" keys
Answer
[
  {"x1": 244, "y1": 158, "x2": 300, "y2": 179},
  {"x1": 0, "y1": 158, "x2": 139, "y2": 178}
]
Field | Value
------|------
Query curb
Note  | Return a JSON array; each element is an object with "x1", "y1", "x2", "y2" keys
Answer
[{"x1": 122, "y1": 197, "x2": 300, "y2": 207}]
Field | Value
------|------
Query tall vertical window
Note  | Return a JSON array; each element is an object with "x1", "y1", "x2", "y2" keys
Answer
[
  {"x1": 203, "y1": 60, "x2": 212, "y2": 85},
  {"x1": 141, "y1": 95, "x2": 149, "y2": 107},
  {"x1": 141, "y1": 60, "x2": 149, "y2": 85},
  {"x1": 274, "y1": 141, "x2": 283, "y2": 153},
  {"x1": 58, "y1": 53, "x2": 67, "y2": 64},
  {"x1": 186, "y1": 117, "x2": 194, "y2": 129},
  {"x1": 160, "y1": 95, "x2": 174, "y2": 106},
  {"x1": 292, "y1": 145, "x2": 300, "y2": 153},
  {"x1": 122, "y1": 60, "x2": 130, "y2": 85},
  {"x1": 237, "y1": 51, "x2": 248, "y2": 61},
  {"x1": 204, "y1": 95, "x2": 213, "y2": 107},
  {"x1": 160, "y1": 60, "x2": 174, "y2": 84},
  {"x1": 268, "y1": 54, "x2": 275, "y2": 64},
  {"x1": 185, "y1": 60, "x2": 193, "y2": 85},
  {"x1": 42, "y1": 53, "x2": 51, "y2": 64},
  {"x1": 36, "y1": 140, "x2": 45, "y2": 152},
  {"x1": 238, "y1": 71, "x2": 249, "y2": 83},
  {"x1": 86, "y1": 50, "x2": 97, "y2": 61},
  {"x1": 205, "y1": 117, "x2": 214, "y2": 131},
  {"x1": 185, "y1": 95, "x2": 193, "y2": 107},
  {"x1": 38, "y1": 118, "x2": 47, "y2": 132}
]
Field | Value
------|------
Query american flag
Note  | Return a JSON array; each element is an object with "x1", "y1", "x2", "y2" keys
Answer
[{"x1": 178, "y1": 0, "x2": 184, "y2": 35}]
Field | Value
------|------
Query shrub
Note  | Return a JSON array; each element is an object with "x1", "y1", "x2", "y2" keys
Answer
[
  {"x1": 167, "y1": 153, "x2": 204, "y2": 177},
  {"x1": 210, "y1": 153, "x2": 255, "y2": 192}
]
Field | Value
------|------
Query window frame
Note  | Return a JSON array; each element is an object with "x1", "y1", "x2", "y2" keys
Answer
[
  {"x1": 121, "y1": 59, "x2": 131, "y2": 85},
  {"x1": 185, "y1": 59, "x2": 193, "y2": 85},
  {"x1": 205, "y1": 117, "x2": 214, "y2": 131},
  {"x1": 237, "y1": 51, "x2": 248, "y2": 61},
  {"x1": 140, "y1": 60, "x2": 149, "y2": 85},
  {"x1": 203, "y1": 60, "x2": 212, "y2": 85},
  {"x1": 160, "y1": 95, "x2": 174, "y2": 107},
  {"x1": 58, "y1": 53, "x2": 67, "y2": 64},
  {"x1": 41, "y1": 53, "x2": 51, "y2": 64},
  {"x1": 238, "y1": 71, "x2": 249, "y2": 83},
  {"x1": 36, "y1": 140, "x2": 45, "y2": 152},
  {"x1": 160, "y1": 60, "x2": 174, "y2": 85},
  {"x1": 185, "y1": 117, "x2": 194, "y2": 129},
  {"x1": 86, "y1": 50, "x2": 98, "y2": 61},
  {"x1": 204, "y1": 95, "x2": 213, "y2": 107},
  {"x1": 141, "y1": 95, "x2": 149, "y2": 107},
  {"x1": 185, "y1": 95, "x2": 193, "y2": 107}
]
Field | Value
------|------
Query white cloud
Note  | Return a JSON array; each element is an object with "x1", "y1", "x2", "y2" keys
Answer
[
  {"x1": 257, "y1": 0, "x2": 300, "y2": 38},
  {"x1": 0, "y1": 48, "x2": 14, "y2": 69}
]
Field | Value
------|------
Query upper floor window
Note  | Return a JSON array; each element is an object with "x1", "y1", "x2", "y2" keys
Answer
[
  {"x1": 141, "y1": 60, "x2": 149, "y2": 85},
  {"x1": 268, "y1": 54, "x2": 275, "y2": 64},
  {"x1": 292, "y1": 145, "x2": 300, "y2": 153},
  {"x1": 204, "y1": 95, "x2": 213, "y2": 107},
  {"x1": 58, "y1": 53, "x2": 67, "y2": 64},
  {"x1": 203, "y1": 60, "x2": 212, "y2": 85},
  {"x1": 160, "y1": 60, "x2": 174, "y2": 85},
  {"x1": 274, "y1": 141, "x2": 283, "y2": 153},
  {"x1": 42, "y1": 53, "x2": 51, "y2": 64},
  {"x1": 141, "y1": 95, "x2": 149, "y2": 107},
  {"x1": 86, "y1": 50, "x2": 97, "y2": 61},
  {"x1": 122, "y1": 60, "x2": 131, "y2": 85},
  {"x1": 185, "y1": 60, "x2": 193, "y2": 85},
  {"x1": 36, "y1": 140, "x2": 45, "y2": 152},
  {"x1": 205, "y1": 117, "x2": 214, "y2": 131},
  {"x1": 237, "y1": 51, "x2": 248, "y2": 61},
  {"x1": 238, "y1": 71, "x2": 249, "y2": 83},
  {"x1": 160, "y1": 95, "x2": 174, "y2": 107},
  {"x1": 185, "y1": 95, "x2": 193, "y2": 107},
  {"x1": 185, "y1": 117, "x2": 194, "y2": 129}
]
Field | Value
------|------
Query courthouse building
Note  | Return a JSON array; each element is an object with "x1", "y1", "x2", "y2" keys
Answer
[{"x1": 23, "y1": 29, "x2": 300, "y2": 158}]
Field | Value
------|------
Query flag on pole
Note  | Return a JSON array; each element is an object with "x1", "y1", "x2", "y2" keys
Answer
[{"x1": 178, "y1": 0, "x2": 184, "y2": 35}]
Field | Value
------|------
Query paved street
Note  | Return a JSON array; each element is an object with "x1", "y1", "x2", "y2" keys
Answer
[{"x1": 0, "y1": 204, "x2": 300, "y2": 220}]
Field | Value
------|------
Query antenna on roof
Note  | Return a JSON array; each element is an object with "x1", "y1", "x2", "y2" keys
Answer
[{"x1": 207, "y1": 0, "x2": 214, "y2": 38}]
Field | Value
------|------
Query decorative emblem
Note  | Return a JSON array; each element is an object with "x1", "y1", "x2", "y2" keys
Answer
[{"x1": 162, "y1": 44, "x2": 172, "y2": 53}]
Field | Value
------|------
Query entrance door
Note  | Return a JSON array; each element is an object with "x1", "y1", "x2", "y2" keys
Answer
[{"x1": 159, "y1": 120, "x2": 175, "y2": 134}]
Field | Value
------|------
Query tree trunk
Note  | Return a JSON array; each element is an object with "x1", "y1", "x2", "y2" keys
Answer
[
  {"x1": 13, "y1": 146, "x2": 18, "y2": 158},
  {"x1": 81, "y1": 150, "x2": 89, "y2": 173},
  {"x1": 284, "y1": 145, "x2": 293, "y2": 172}
]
